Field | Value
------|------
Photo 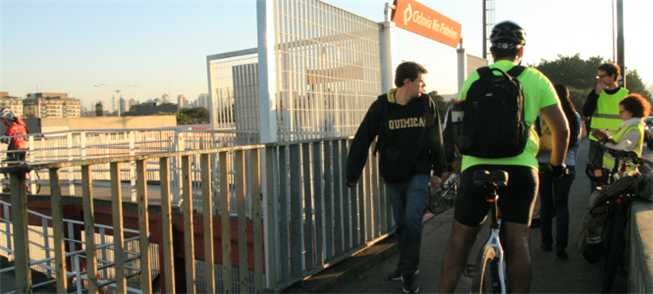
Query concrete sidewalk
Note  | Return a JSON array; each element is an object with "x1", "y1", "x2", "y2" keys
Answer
[{"x1": 286, "y1": 137, "x2": 636, "y2": 293}]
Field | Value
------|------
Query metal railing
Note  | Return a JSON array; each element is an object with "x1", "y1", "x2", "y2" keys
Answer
[
  {"x1": 1, "y1": 136, "x2": 391, "y2": 293},
  {"x1": 0, "y1": 199, "x2": 144, "y2": 294}
]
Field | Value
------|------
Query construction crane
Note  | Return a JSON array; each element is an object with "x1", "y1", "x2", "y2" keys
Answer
[{"x1": 94, "y1": 84, "x2": 139, "y2": 117}]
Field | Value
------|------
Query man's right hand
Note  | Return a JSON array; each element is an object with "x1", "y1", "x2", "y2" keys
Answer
[
  {"x1": 596, "y1": 82, "x2": 607, "y2": 95},
  {"x1": 347, "y1": 181, "x2": 357, "y2": 188}
]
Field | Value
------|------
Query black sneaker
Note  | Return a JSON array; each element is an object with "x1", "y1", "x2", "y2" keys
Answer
[
  {"x1": 541, "y1": 243, "x2": 552, "y2": 251},
  {"x1": 388, "y1": 269, "x2": 419, "y2": 281},
  {"x1": 556, "y1": 249, "x2": 568, "y2": 259},
  {"x1": 402, "y1": 273, "x2": 419, "y2": 293}
]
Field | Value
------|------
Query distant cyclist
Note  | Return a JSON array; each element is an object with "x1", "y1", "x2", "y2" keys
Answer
[
  {"x1": 438, "y1": 21, "x2": 569, "y2": 293},
  {"x1": 1, "y1": 110, "x2": 28, "y2": 163}
]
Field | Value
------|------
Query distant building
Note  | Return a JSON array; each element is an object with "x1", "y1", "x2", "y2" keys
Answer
[
  {"x1": 124, "y1": 102, "x2": 178, "y2": 116},
  {"x1": 0, "y1": 92, "x2": 24, "y2": 117},
  {"x1": 177, "y1": 95, "x2": 187, "y2": 110},
  {"x1": 129, "y1": 98, "x2": 138, "y2": 109},
  {"x1": 161, "y1": 93, "x2": 170, "y2": 104},
  {"x1": 119, "y1": 97, "x2": 128, "y2": 115},
  {"x1": 23, "y1": 93, "x2": 81, "y2": 118},
  {"x1": 197, "y1": 93, "x2": 209, "y2": 109}
]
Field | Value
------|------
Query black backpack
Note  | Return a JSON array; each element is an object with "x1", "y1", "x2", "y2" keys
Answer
[{"x1": 450, "y1": 66, "x2": 528, "y2": 158}]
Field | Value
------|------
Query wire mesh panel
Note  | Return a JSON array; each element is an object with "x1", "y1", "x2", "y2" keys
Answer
[
  {"x1": 207, "y1": 51, "x2": 261, "y2": 146},
  {"x1": 273, "y1": 0, "x2": 382, "y2": 142}
]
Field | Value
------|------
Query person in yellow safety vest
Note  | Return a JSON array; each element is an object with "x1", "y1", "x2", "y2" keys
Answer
[
  {"x1": 582, "y1": 62, "x2": 629, "y2": 191},
  {"x1": 591, "y1": 93, "x2": 650, "y2": 174}
]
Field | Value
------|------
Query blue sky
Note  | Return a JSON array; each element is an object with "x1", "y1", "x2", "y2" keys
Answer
[{"x1": 1, "y1": 0, "x2": 651, "y2": 110}]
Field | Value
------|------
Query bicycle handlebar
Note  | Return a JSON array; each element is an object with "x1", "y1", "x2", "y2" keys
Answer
[{"x1": 594, "y1": 138, "x2": 653, "y2": 167}]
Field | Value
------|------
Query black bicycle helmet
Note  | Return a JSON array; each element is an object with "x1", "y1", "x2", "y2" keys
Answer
[{"x1": 490, "y1": 20, "x2": 526, "y2": 50}]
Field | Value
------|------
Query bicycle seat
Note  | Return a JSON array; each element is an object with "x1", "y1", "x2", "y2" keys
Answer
[{"x1": 473, "y1": 169, "x2": 508, "y2": 189}]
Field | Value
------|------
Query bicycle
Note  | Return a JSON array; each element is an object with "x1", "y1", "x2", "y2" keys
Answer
[
  {"x1": 581, "y1": 140, "x2": 652, "y2": 292},
  {"x1": 470, "y1": 169, "x2": 509, "y2": 294},
  {"x1": 424, "y1": 173, "x2": 459, "y2": 215}
]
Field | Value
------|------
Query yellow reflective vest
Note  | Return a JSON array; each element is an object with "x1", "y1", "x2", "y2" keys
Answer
[
  {"x1": 602, "y1": 121, "x2": 644, "y2": 173},
  {"x1": 589, "y1": 88, "x2": 629, "y2": 141}
]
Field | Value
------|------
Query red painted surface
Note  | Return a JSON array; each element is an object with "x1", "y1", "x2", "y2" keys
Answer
[{"x1": 11, "y1": 198, "x2": 264, "y2": 293}]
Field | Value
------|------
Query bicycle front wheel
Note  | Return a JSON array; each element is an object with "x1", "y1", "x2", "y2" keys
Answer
[
  {"x1": 471, "y1": 245, "x2": 501, "y2": 294},
  {"x1": 599, "y1": 206, "x2": 626, "y2": 293}
]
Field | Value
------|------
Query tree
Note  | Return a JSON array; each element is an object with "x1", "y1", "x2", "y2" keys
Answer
[
  {"x1": 176, "y1": 112, "x2": 194, "y2": 125},
  {"x1": 625, "y1": 69, "x2": 652, "y2": 100},
  {"x1": 427, "y1": 90, "x2": 447, "y2": 119},
  {"x1": 179, "y1": 107, "x2": 210, "y2": 124},
  {"x1": 95, "y1": 102, "x2": 104, "y2": 117}
]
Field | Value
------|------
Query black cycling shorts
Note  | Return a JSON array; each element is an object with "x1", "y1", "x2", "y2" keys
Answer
[{"x1": 454, "y1": 164, "x2": 538, "y2": 227}]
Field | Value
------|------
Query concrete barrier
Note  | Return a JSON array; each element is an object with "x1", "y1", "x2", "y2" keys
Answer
[{"x1": 629, "y1": 200, "x2": 653, "y2": 293}]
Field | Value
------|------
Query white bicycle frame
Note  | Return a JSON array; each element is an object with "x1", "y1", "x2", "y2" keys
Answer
[{"x1": 484, "y1": 218, "x2": 507, "y2": 294}]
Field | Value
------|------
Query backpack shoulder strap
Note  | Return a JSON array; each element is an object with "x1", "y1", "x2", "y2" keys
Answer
[
  {"x1": 476, "y1": 66, "x2": 491, "y2": 78},
  {"x1": 507, "y1": 65, "x2": 526, "y2": 77}
]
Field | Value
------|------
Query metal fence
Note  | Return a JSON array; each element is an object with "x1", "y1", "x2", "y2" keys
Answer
[{"x1": 1, "y1": 136, "x2": 391, "y2": 293}]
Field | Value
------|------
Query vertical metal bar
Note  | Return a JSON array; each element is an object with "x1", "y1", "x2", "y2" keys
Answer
[
  {"x1": 81, "y1": 165, "x2": 98, "y2": 293},
  {"x1": 278, "y1": 146, "x2": 290, "y2": 281},
  {"x1": 341, "y1": 139, "x2": 351, "y2": 251},
  {"x1": 250, "y1": 149, "x2": 264, "y2": 292},
  {"x1": 11, "y1": 171, "x2": 31, "y2": 293},
  {"x1": 363, "y1": 150, "x2": 372, "y2": 242},
  {"x1": 50, "y1": 168, "x2": 68, "y2": 293},
  {"x1": 289, "y1": 144, "x2": 303, "y2": 277},
  {"x1": 312, "y1": 142, "x2": 324, "y2": 266},
  {"x1": 301, "y1": 143, "x2": 314, "y2": 270},
  {"x1": 322, "y1": 141, "x2": 334, "y2": 261},
  {"x1": 263, "y1": 146, "x2": 278, "y2": 291},
  {"x1": 42, "y1": 217, "x2": 52, "y2": 278},
  {"x1": 67, "y1": 133, "x2": 75, "y2": 195},
  {"x1": 109, "y1": 162, "x2": 126, "y2": 293},
  {"x1": 257, "y1": 0, "x2": 279, "y2": 143},
  {"x1": 159, "y1": 157, "x2": 176, "y2": 293},
  {"x1": 219, "y1": 151, "x2": 233, "y2": 293},
  {"x1": 370, "y1": 147, "x2": 380, "y2": 238},
  {"x1": 129, "y1": 131, "x2": 137, "y2": 201},
  {"x1": 182, "y1": 155, "x2": 196, "y2": 294},
  {"x1": 332, "y1": 140, "x2": 344, "y2": 255},
  {"x1": 235, "y1": 150, "x2": 249, "y2": 290},
  {"x1": 137, "y1": 160, "x2": 152, "y2": 294},
  {"x1": 201, "y1": 154, "x2": 215, "y2": 293}
]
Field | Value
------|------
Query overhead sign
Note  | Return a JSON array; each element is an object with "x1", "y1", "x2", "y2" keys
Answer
[{"x1": 391, "y1": 0, "x2": 462, "y2": 48}]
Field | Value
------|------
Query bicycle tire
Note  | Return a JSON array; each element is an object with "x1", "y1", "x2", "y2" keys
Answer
[
  {"x1": 471, "y1": 245, "x2": 501, "y2": 294},
  {"x1": 599, "y1": 206, "x2": 625, "y2": 293}
]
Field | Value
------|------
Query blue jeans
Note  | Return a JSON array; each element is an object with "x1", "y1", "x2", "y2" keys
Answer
[
  {"x1": 386, "y1": 173, "x2": 429, "y2": 276},
  {"x1": 539, "y1": 166, "x2": 576, "y2": 251}
]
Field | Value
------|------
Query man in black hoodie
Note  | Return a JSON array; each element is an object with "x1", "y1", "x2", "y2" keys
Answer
[{"x1": 346, "y1": 61, "x2": 447, "y2": 293}]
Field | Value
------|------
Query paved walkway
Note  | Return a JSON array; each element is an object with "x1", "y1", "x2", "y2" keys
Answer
[{"x1": 326, "y1": 137, "x2": 645, "y2": 293}]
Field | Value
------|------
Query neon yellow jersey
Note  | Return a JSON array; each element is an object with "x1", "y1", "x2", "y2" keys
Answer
[
  {"x1": 589, "y1": 88, "x2": 629, "y2": 141},
  {"x1": 459, "y1": 60, "x2": 560, "y2": 171},
  {"x1": 602, "y1": 122, "x2": 644, "y2": 173}
]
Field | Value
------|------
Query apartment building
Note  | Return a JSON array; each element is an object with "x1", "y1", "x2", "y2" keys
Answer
[{"x1": 23, "y1": 93, "x2": 81, "y2": 118}]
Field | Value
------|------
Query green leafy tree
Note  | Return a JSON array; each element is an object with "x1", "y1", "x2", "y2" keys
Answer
[
  {"x1": 179, "y1": 107, "x2": 210, "y2": 124},
  {"x1": 625, "y1": 69, "x2": 652, "y2": 100},
  {"x1": 427, "y1": 90, "x2": 447, "y2": 119},
  {"x1": 176, "y1": 112, "x2": 193, "y2": 125}
]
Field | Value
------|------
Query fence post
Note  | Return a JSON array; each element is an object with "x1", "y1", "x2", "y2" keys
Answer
[
  {"x1": 129, "y1": 130, "x2": 137, "y2": 201},
  {"x1": 257, "y1": 0, "x2": 278, "y2": 144},
  {"x1": 67, "y1": 132, "x2": 75, "y2": 195},
  {"x1": 10, "y1": 171, "x2": 32, "y2": 293}
]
